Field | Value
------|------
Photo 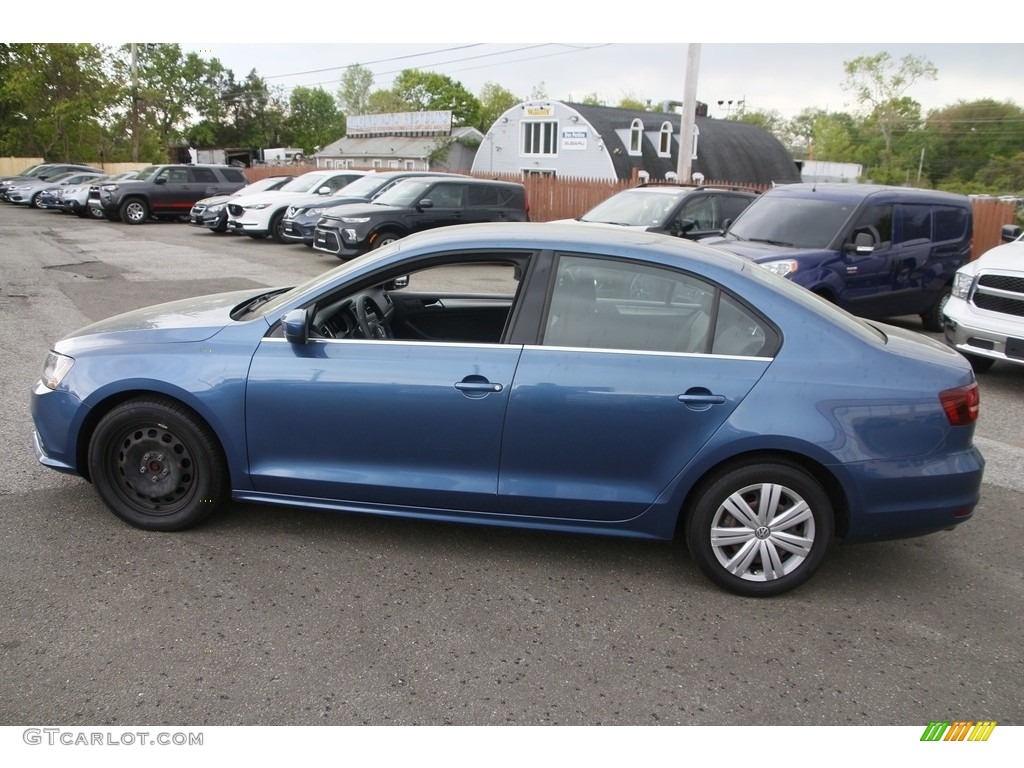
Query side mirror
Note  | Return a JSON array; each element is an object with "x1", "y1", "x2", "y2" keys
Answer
[
  {"x1": 281, "y1": 308, "x2": 309, "y2": 344},
  {"x1": 317, "y1": 186, "x2": 332, "y2": 195},
  {"x1": 416, "y1": 198, "x2": 434, "y2": 210},
  {"x1": 852, "y1": 231, "x2": 875, "y2": 255},
  {"x1": 154, "y1": 176, "x2": 167, "y2": 185},
  {"x1": 384, "y1": 276, "x2": 409, "y2": 291},
  {"x1": 1001, "y1": 224, "x2": 1023, "y2": 243}
]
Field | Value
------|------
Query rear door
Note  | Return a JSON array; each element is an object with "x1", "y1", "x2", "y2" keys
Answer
[{"x1": 497, "y1": 253, "x2": 774, "y2": 522}]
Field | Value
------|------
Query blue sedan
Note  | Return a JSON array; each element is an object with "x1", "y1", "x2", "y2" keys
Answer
[{"x1": 30, "y1": 223, "x2": 984, "y2": 596}]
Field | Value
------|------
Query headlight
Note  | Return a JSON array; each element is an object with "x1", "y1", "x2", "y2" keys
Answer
[
  {"x1": 760, "y1": 260, "x2": 798, "y2": 277},
  {"x1": 244, "y1": 202, "x2": 272, "y2": 210},
  {"x1": 340, "y1": 216, "x2": 371, "y2": 224},
  {"x1": 100, "y1": 184, "x2": 119, "y2": 191},
  {"x1": 207, "y1": 203, "x2": 225, "y2": 213},
  {"x1": 41, "y1": 351, "x2": 75, "y2": 390},
  {"x1": 952, "y1": 271, "x2": 975, "y2": 300},
  {"x1": 306, "y1": 207, "x2": 325, "y2": 216}
]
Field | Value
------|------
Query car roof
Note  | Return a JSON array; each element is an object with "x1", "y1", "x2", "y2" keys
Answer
[{"x1": 763, "y1": 182, "x2": 970, "y2": 205}]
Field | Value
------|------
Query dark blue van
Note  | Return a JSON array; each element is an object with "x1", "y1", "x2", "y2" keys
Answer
[{"x1": 704, "y1": 184, "x2": 973, "y2": 330}]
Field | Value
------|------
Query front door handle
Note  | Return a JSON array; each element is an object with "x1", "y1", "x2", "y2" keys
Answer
[{"x1": 455, "y1": 375, "x2": 503, "y2": 398}]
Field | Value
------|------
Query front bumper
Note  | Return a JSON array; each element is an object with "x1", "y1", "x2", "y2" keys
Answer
[
  {"x1": 943, "y1": 295, "x2": 1024, "y2": 367},
  {"x1": 312, "y1": 224, "x2": 368, "y2": 258},
  {"x1": 280, "y1": 217, "x2": 316, "y2": 244}
]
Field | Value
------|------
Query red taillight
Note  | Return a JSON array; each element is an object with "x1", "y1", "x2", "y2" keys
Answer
[{"x1": 939, "y1": 383, "x2": 980, "y2": 426}]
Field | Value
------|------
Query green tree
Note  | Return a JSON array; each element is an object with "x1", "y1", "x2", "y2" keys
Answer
[
  {"x1": 388, "y1": 69, "x2": 481, "y2": 127},
  {"x1": 219, "y1": 70, "x2": 289, "y2": 148},
  {"x1": 842, "y1": 52, "x2": 937, "y2": 173},
  {"x1": 336, "y1": 64, "x2": 374, "y2": 116},
  {"x1": 476, "y1": 81, "x2": 520, "y2": 133},
  {"x1": 617, "y1": 94, "x2": 648, "y2": 111},
  {"x1": 734, "y1": 107, "x2": 786, "y2": 137},
  {"x1": 921, "y1": 99, "x2": 1024, "y2": 188},
  {"x1": 288, "y1": 86, "x2": 345, "y2": 154},
  {"x1": 0, "y1": 43, "x2": 113, "y2": 160}
]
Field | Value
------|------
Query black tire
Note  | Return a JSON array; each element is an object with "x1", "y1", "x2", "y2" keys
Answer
[
  {"x1": 920, "y1": 287, "x2": 951, "y2": 332},
  {"x1": 685, "y1": 460, "x2": 834, "y2": 597},
  {"x1": 269, "y1": 210, "x2": 287, "y2": 244},
  {"x1": 120, "y1": 197, "x2": 149, "y2": 225},
  {"x1": 87, "y1": 397, "x2": 228, "y2": 531},
  {"x1": 965, "y1": 354, "x2": 995, "y2": 373},
  {"x1": 371, "y1": 229, "x2": 402, "y2": 250},
  {"x1": 29, "y1": 192, "x2": 42, "y2": 209}
]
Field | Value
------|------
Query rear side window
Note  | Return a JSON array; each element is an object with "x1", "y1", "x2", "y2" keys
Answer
[
  {"x1": 190, "y1": 168, "x2": 218, "y2": 183},
  {"x1": 468, "y1": 185, "x2": 501, "y2": 206},
  {"x1": 222, "y1": 168, "x2": 247, "y2": 183},
  {"x1": 934, "y1": 205, "x2": 969, "y2": 241},
  {"x1": 899, "y1": 204, "x2": 931, "y2": 243}
]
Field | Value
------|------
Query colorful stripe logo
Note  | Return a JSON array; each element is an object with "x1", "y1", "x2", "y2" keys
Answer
[{"x1": 921, "y1": 721, "x2": 997, "y2": 741}]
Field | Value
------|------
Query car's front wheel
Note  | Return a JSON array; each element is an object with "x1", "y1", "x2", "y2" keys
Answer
[
  {"x1": 120, "y1": 198, "x2": 150, "y2": 225},
  {"x1": 685, "y1": 460, "x2": 834, "y2": 597},
  {"x1": 87, "y1": 397, "x2": 228, "y2": 531}
]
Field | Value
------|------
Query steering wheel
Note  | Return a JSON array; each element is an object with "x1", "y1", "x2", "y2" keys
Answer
[{"x1": 355, "y1": 296, "x2": 393, "y2": 339}]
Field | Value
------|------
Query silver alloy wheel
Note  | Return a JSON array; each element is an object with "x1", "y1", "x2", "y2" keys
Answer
[
  {"x1": 709, "y1": 482, "x2": 816, "y2": 582},
  {"x1": 122, "y1": 199, "x2": 148, "y2": 224}
]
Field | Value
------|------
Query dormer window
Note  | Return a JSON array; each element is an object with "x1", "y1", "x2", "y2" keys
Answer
[
  {"x1": 629, "y1": 119, "x2": 644, "y2": 155},
  {"x1": 659, "y1": 122, "x2": 673, "y2": 156}
]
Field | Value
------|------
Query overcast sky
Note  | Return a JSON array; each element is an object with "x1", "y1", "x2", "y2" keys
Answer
[
  {"x1": 25, "y1": 3, "x2": 1024, "y2": 121},
  {"x1": 172, "y1": 42, "x2": 1023, "y2": 121}
]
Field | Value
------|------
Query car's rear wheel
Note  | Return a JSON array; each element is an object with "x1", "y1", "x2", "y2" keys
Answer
[
  {"x1": 120, "y1": 198, "x2": 149, "y2": 225},
  {"x1": 87, "y1": 397, "x2": 228, "y2": 531},
  {"x1": 685, "y1": 460, "x2": 833, "y2": 597},
  {"x1": 920, "y1": 287, "x2": 951, "y2": 332}
]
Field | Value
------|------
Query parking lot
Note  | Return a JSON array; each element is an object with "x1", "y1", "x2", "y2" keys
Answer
[{"x1": 1, "y1": 204, "x2": 1022, "y2": 727}]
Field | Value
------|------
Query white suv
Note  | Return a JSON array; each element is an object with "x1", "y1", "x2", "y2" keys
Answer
[
  {"x1": 226, "y1": 170, "x2": 366, "y2": 242},
  {"x1": 943, "y1": 224, "x2": 1024, "y2": 372}
]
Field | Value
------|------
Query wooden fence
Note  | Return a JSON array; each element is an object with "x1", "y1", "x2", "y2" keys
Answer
[{"x1": 970, "y1": 197, "x2": 1018, "y2": 260}]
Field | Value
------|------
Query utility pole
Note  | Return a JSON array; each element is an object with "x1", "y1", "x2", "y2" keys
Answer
[
  {"x1": 131, "y1": 43, "x2": 139, "y2": 163},
  {"x1": 677, "y1": 43, "x2": 701, "y2": 182}
]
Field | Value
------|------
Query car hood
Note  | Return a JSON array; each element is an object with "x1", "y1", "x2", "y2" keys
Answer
[
  {"x1": 56, "y1": 288, "x2": 271, "y2": 351},
  {"x1": 703, "y1": 237, "x2": 830, "y2": 263},
  {"x1": 970, "y1": 241, "x2": 1024, "y2": 272},
  {"x1": 234, "y1": 190, "x2": 321, "y2": 207}
]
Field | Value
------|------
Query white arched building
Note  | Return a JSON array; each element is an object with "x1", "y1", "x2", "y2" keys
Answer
[{"x1": 472, "y1": 100, "x2": 800, "y2": 185}]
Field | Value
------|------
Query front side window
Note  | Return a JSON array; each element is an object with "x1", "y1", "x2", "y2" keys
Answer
[
  {"x1": 522, "y1": 121, "x2": 558, "y2": 156},
  {"x1": 543, "y1": 255, "x2": 773, "y2": 356},
  {"x1": 847, "y1": 204, "x2": 894, "y2": 250}
]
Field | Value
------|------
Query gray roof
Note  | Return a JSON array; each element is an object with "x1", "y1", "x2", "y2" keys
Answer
[
  {"x1": 316, "y1": 126, "x2": 483, "y2": 159},
  {"x1": 565, "y1": 103, "x2": 800, "y2": 185}
]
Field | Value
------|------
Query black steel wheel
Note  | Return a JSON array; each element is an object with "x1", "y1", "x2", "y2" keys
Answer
[
  {"x1": 88, "y1": 397, "x2": 228, "y2": 531},
  {"x1": 685, "y1": 460, "x2": 834, "y2": 597}
]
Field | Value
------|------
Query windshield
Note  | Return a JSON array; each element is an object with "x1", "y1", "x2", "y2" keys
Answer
[
  {"x1": 582, "y1": 188, "x2": 686, "y2": 226},
  {"x1": 330, "y1": 175, "x2": 391, "y2": 198},
  {"x1": 729, "y1": 196, "x2": 857, "y2": 249},
  {"x1": 373, "y1": 179, "x2": 433, "y2": 207},
  {"x1": 279, "y1": 173, "x2": 333, "y2": 194},
  {"x1": 238, "y1": 176, "x2": 291, "y2": 195}
]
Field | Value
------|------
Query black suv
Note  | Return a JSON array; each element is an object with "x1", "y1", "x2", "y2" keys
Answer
[
  {"x1": 281, "y1": 171, "x2": 462, "y2": 247},
  {"x1": 89, "y1": 164, "x2": 248, "y2": 224},
  {"x1": 556, "y1": 183, "x2": 758, "y2": 239},
  {"x1": 313, "y1": 176, "x2": 529, "y2": 259}
]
